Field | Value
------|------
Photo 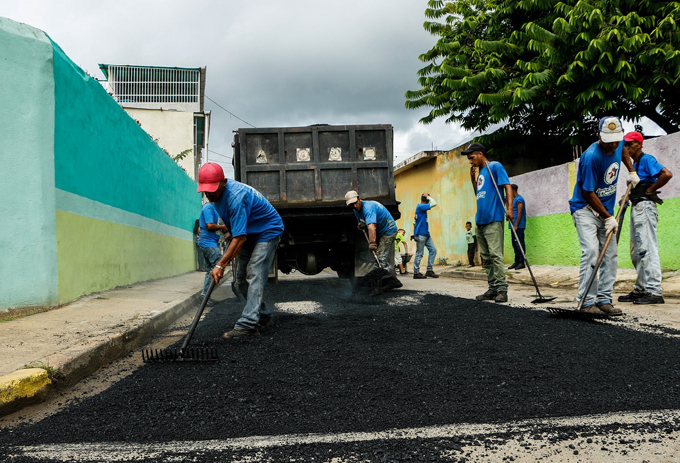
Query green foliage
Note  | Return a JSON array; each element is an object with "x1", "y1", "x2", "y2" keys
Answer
[{"x1": 406, "y1": 0, "x2": 680, "y2": 157}]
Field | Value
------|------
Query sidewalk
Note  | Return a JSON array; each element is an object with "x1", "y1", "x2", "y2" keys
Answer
[
  {"x1": 438, "y1": 264, "x2": 680, "y2": 298},
  {"x1": 0, "y1": 271, "x2": 222, "y2": 417}
]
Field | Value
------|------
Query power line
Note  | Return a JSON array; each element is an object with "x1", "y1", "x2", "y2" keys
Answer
[
  {"x1": 203, "y1": 94, "x2": 256, "y2": 128},
  {"x1": 208, "y1": 149, "x2": 232, "y2": 160}
]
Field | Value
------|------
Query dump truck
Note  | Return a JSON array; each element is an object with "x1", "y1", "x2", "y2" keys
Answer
[{"x1": 232, "y1": 124, "x2": 400, "y2": 283}]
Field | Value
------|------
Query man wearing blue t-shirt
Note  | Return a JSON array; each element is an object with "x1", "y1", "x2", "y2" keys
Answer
[
  {"x1": 345, "y1": 190, "x2": 399, "y2": 286},
  {"x1": 508, "y1": 184, "x2": 527, "y2": 270},
  {"x1": 464, "y1": 143, "x2": 513, "y2": 303},
  {"x1": 618, "y1": 131, "x2": 673, "y2": 305},
  {"x1": 413, "y1": 193, "x2": 439, "y2": 279},
  {"x1": 568, "y1": 117, "x2": 638, "y2": 316},
  {"x1": 198, "y1": 163, "x2": 284, "y2": 338},
  {"x1": 198, "y1": 202, "x2": 228, "y2": 303}
]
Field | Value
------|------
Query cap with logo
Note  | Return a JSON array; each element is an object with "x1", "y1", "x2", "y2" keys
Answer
[
  {"x1": 461, "y1": 142, "x2": 487, "y2": 155},
  {"x1": 598, "y1": 116, "x2": 624, "y2": 143},
  {"x1": 345, "y1": 190, "x2": 359, "y2": 205},
  {"x1": 197, "y1": 162, "x2": 225, "y2": 193}
]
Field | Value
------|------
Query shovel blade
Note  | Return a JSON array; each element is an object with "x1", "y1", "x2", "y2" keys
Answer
[{"x1": 531, "y1": 296, "x2": 557, "y2": 304}]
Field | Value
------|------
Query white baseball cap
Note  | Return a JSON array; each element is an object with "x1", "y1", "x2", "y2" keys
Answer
[
  {"x1": 345, "y1": 190, "x2": 359, "y2": 205},
  {"x1": 599, "y1": 116, "x2": 624, "y2": 143}
]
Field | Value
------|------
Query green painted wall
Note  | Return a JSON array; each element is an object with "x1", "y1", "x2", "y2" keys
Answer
[
  {"x1": 51, "y1": 40, "x2": 201, "y2": 304},
  {"x1": 504, "y1": 196, "x2": 680, "y2": 270},
  {"x1": 0, "y1": 19, "x2": 58, "y2": 309}
]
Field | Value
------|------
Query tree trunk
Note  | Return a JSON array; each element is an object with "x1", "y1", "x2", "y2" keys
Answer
[{"x1": 639, "y1": 105, "x2": 679, "y2": 134}]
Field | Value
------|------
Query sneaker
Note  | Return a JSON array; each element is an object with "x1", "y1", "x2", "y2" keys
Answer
[
  {"x1": 618, "y1": 290, "x2": 646, "y2": 303},
  {"x1": 222, "y1": 329, "x2": 260, "y2": 339},
  {"x1": 514, "y1": 262, "x2": 525, "y2": 270},
  {"x1": 468, "y1": 264, "x2": 474, "y2": 267},
  {"x1": 475, "y1": 289, "x2": 498, "y2": 301},
  {"x1": 413, "y1": 273, "x2": 426, "y2": 279},
  {"x1": 597, "y1": 303, "x2": 623, "y2": 316},
  {"x1": 495, "y1": 291, "x2": 508, "y2": 303},
  {"x1": 580, "y1": 305, "x2": 606, "y2": 315},
  {"x1": 425, "y1": 270, "x2": 439, "y2": 278},
  {"x1": 508, "y1": 263, "x2": 517, "y2": 269},
  {"x1": 634, "y1": 294, "x2": 665, "y2": 305}
]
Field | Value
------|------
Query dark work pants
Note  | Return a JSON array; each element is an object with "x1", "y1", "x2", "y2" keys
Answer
[
  {"x1": 467, "y1": 243, "x2": 476, "y2": 265},
  {"x1": 511, "y1": 228, "x2": 526, "y2": 264}
]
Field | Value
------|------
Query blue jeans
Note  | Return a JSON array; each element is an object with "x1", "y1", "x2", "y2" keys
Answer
[
  {"x1": 413, "y1": 235, "x2": 436, "y2": 274},
  {"x1": 200, "y1": 246, "x2": 223, "y2": 297},
  {"x1": 196, "y1": 241, "x2": 206, "y2": 270},
  {"x1": 630, "y1": 201, "x2": 662, "y2": 296},
  {"x1": 233, "y1": 236, "x2": 280, "y2": 331},
  {"x1": 572, "y1": 207, "x2": 618, "y2": 307},
  {"x1": 511, "y1": 228, "x2": 526, "y2": 264}
]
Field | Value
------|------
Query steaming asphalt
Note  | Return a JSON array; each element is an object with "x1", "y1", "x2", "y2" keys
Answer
[{"x1": 1, "y1": 273, "x2": 679, "y2": 462}]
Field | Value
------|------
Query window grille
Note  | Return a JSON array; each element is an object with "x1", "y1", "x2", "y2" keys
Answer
[{"x1": 105, "y1": 65, "x2": 200, "y2": 105}]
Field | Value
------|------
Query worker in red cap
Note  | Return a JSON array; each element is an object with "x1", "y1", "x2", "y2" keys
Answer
[
  {"x1": 197, "y1": 162, "x2": 284, "y2": 338},
  {"x1": 618, "y1": 131, "x2": 673, "y2": 305}
]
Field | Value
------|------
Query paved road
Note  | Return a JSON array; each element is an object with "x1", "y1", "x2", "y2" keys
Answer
[{"x1": 1, "y1": 272, "x2": 679, "y2": 462}]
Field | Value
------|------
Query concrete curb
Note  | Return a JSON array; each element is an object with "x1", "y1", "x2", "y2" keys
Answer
[{"x1": 0, "y1": 290, "x2": 202, "y2": 417}]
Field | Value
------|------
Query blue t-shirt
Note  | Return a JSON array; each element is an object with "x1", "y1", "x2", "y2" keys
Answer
[
  {"x1": 508, "y1": 195, "x2": 526, "y2": 229},
  {"x1": 569, "y1": 141, "x2": 624, "y2": 215},
  {"x1": 197, "y1": 203, "x2": 220, "y2": 248},
  {"x1": 414, "y1": 203, "x2": 432, "y2": 236},
  {"x1": 635, "y1": 153, "x2": 664, "y2": 183},
  {"x1": 212, "y1": 179, "x2": 284, "y2": 248},
  {"x1": 353, "y1": 200, "x2": 397, "y2": 237},
  {"x1": 475, "y1": 161, "x2": 510, "y2": 225}
]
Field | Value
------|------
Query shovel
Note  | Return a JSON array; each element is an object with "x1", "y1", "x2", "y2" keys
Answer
[
  {"x1": 484, "y1": 162, "x2": 556, "y2": 303},
  {"x1": 547, "y1": 183, "x2": 633, "y2": 320},
  {"x1": 360, "y1": 228, "x2": 401, "y2": 293}
]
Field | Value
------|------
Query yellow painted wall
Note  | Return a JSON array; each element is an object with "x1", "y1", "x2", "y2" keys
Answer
[{"x1": 395, "y1": 148, "x2": 478, "y2": 264}]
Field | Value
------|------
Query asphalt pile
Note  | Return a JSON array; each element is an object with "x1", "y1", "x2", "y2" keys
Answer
[{"x1": 1, "y1": 276, "x2": 679, "y2": 461}]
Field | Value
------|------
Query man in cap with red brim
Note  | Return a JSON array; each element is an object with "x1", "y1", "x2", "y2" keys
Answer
[{"x1": 197, "y1": 163, "x2": 284, "y2": 338}]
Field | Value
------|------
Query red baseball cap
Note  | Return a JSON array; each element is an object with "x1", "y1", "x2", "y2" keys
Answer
[
  {"x1": 623, "y1": 131, "x2": 644, "y2": 143},
  {"x1": 197, "y1": 163, "x2": 225, "y2": 193}
]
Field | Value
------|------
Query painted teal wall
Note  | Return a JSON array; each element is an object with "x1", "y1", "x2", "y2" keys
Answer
[
  {"x1": 0, "y1": 17, "x2": 202, "y2": 310},
  {"x1": 0, "y1": 18, "x2": 58, "y2": 309}
]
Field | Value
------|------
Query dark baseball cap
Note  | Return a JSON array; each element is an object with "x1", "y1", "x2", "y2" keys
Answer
[{"x1": 461, "y1": 142, "x2": 487, "y2": 155}]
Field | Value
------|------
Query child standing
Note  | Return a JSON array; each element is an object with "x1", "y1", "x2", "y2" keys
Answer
[{"x1": 465, "y1": 221, "x2": 476, "y2": 267}]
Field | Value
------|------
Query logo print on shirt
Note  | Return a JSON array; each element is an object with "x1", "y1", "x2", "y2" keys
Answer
[
  {"x1": 477, "y1": 174, "x2": 485, "y2": 189},
  {"x1": 604, "y1": 163, "x2": 619, "y2": 185}
]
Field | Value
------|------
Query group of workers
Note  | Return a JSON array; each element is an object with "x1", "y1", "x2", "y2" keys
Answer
[{"x1": 194, "y1": 116, "x2": 673, "y2": 338}]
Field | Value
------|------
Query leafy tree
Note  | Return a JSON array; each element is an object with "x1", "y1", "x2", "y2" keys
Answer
[{"x1": 406, "y1": 0, "x2": 680, "y2": 162}]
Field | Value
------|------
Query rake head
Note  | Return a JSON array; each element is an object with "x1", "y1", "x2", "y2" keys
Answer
[
  {"x1": 142, "y1": 347, "x2": 219, "y2": 363},
  {"x1": 547, "y1": 307, "x2": 609, "y2": 321}
]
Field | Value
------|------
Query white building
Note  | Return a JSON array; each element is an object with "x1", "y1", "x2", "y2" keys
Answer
[{"x1": 99, "y1": 64, "x2": 210, "y2": 180}]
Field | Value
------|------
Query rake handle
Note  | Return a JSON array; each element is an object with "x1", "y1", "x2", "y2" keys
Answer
[
  {"x1": 180, "y1": 278, "x2": 216, "y2": 353},
  {"x1": 483, "y1": 161, "x2": 546, "y2": 299},
  {"x1": 575, "y1": 183, "x2": 633, "y2": 311}
]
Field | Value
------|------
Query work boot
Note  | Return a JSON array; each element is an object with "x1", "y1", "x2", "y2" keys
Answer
[
  {"x1": 618, "y1": 290, "x2": 646, "y2": 303},
  {"x1": 258, "y1": 314, "x2": 273, "y2": 327},
  {"x1": 634, "y1": 294, "x2": 665, "y2": 305},
  {"x1": 597, "y1": 303, "x2": 623, "y2": 316},
  {"x1": 495, "y1": 291, "x2": 508, "y2": 303},
  {"x1": 514, "y1": 262, "x2": 525, "y2": 270},
  {"x1": 579, "y1": 305, "x2": 606, "y2": 315},
  {"x1": 475, "y1": 289, "x2": 498, "y2": 301},
  {"x1": 222, "y1": 328, "x2": 260, "y2": 339},
  {"x1": 425, "y1": 270, "x2": 439, "y2": 278},
  {"x1": 413, "y1": 272, "x2": 426, "y2": 279},
  {"x1": 508, "y1": 263, "x2": 517, "y2": 269}
]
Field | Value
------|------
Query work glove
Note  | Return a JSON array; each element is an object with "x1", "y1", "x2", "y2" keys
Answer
[
  {"x1": 357, "y1": 221, "x2": 367, "y2": 230},
  {"x1": 627, "y1": 171, "x2": 640, "y2": 187},
  {"x1": 604, "y1": 216, "x2": 618, "y2": 236},
  {"x1": 368, "y1": 243, "x2": 378, "y2": 252}
]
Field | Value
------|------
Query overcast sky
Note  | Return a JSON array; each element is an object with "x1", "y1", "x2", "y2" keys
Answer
[
  {"x1": 3, "y1": 1, "x2": 665, "y2": 177},
  {"x1": 3, "y1": 0, "x2": 478, "y2": 176}
]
